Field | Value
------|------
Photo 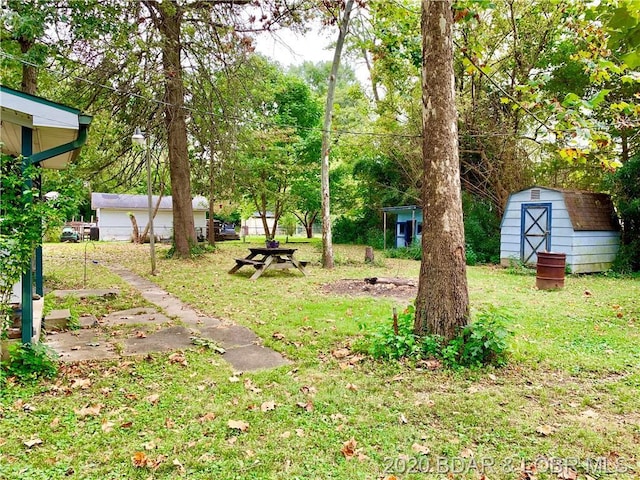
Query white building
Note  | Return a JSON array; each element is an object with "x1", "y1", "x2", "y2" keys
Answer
[
  {"x1": 91, "y1": 193, "x2": 208, "y2": 241},
  {"x1": 500, "y1": 186, "x2": 620, "y2": 273}
]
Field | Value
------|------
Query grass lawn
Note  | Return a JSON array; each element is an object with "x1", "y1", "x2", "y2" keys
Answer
[{"x1": 1, "y1": 240, "x2": 639, "y2": 479}]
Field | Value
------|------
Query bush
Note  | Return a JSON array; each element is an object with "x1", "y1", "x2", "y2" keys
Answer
[
  {"x1": 332, "y1": 209, "x2": 388, "y2": 249},
  {"x1": 362, "y1": 305, "x2": 513, "y2": 368},
  {"x1": 2, "y1": 342, "x2": 59, "y2": 382},
  {"x1": 384, "y1": 241, "x2": 422, "y2": 260},
  {"x1": 362, "y1": 305, "x2": 419, "y2": 360},
  {"x1": 462, "y1": 193, "x2": 501, "y2": 264},
  {"x1": 612, "y1": 154, "x2": 640, "y2": 272}
]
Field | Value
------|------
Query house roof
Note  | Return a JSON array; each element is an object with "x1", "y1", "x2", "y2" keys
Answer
[
  {"x1": 91, "y1": 193, "x2": 208, "y2": 211},
  {"x1": 510, "y1": 186, "x2": 619, "y2": 231},
  {"x1": 0, "y1": 85, "x2": 92, "y2": 169}
]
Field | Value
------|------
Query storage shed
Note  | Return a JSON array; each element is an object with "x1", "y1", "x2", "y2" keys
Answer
[
  {"x1": 91, "y1": 193, "x2": 208, "y2": 241},
  {"x1": 500, "y1": 186, "x2": 620, "y2": 273},
  {"x1": 382, "y1": 205, "x2": 423, "y2": 249}
]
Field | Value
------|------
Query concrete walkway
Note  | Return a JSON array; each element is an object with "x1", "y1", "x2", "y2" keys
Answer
[{"x1": 45, "y1": 265, "x2": 289, "y2": 372}]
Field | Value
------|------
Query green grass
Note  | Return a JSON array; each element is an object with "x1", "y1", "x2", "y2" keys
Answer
[{"x1": 1, "y1": 241, "x2": 639, "y2": 479}]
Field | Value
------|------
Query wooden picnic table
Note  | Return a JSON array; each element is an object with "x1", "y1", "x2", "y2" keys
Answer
[{"x1": 228, "y1": 247, "x2": 309, "y2": 280}]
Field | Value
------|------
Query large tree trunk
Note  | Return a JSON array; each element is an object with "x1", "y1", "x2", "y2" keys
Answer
[
  {"x1": 414, "y1": 0, "x2": 469, "y2": 342},
  {"x1": 151, "y1": 1, "x2": 196, "y2": 257},
  {"x1": 320, "y1": 0, "x2": 355, "y2": 269},
  {"x1": 19, "y1": 37, "x2": 37, "y2": 95}
]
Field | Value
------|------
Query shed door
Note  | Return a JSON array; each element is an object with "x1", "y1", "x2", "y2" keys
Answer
[{"x1": 521, "y1": 203, "x2": 552, "y2": 264}]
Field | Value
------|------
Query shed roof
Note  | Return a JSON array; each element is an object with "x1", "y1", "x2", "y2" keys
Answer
[
  {"x1": 381, "y1": 205, "x2": 422, "y2": 213},
  {"x1": 510, "y1": 186, "x2": 619, "y2": 231},
  {"x1": 91, "y1": 193, "x2": 208, "y2": 211}
]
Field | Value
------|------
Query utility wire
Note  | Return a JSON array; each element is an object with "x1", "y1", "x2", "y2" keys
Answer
[{"x1": 1, "y1": 51, "x2": 555, "y2": 141}]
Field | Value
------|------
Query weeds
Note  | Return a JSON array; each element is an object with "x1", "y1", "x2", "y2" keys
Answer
[
  {"x1": 2, "y1": 342, "x2": 59, "y2": 382},
  {"x1": 362, "y1": 305, "x2": 513, "y2": 368}
]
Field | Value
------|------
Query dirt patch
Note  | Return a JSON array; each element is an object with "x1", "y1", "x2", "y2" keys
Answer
[{"x1": 322, "y1": 279, "x2": 418, "y2": 302}]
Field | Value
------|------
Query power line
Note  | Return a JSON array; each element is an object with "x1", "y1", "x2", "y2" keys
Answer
[{"x1": 1, "y1": 51, "x2": 555, "y2": 142}]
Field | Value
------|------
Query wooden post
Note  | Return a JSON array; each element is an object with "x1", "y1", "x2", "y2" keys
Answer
[{"x1": 365, "y1": 246, "x2": 374, "y2": 263}]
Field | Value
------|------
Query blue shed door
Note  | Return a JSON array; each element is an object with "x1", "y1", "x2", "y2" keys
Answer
[{"x1": 520, "y1": 203, "x2": 552, "y2": 264}]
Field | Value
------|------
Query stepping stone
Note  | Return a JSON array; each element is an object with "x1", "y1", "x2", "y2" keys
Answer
[
  {"x1": 102, "y1": 308, "x2": 170, "y2": 326},
  {"x1": 46, "y1": 330, "x2": 117, "y2": 362},
  {"x1": 51, "y1": 289, "x2": 119, "y2": 299},
  {"x1": 78, "y1": 314, "x2": 99, "y2": 329},
  {"x1": 122, "y1": 326, "x2": 194, "y2": 356},
  {"x1": 222, "y1": 345, "x2": 289, "y2": 372},
  {"x1": 199, "y1": 325, "x2": 259, "y2": 349},
  {"x1": 44, "y1": 309, "x2": 71, "y2": 332}
]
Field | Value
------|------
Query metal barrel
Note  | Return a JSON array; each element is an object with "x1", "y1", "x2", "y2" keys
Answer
[{"x1": 536, "y1": 252, "x2": 566, "y2": 290}]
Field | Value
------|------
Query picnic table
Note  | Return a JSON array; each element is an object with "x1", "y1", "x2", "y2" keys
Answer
[{"x1": 228, "y1": 247, "x2": 309, "y2": 280}]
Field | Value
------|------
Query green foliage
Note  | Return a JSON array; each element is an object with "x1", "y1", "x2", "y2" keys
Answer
[
  {"x1": 462, "y1": 193, "x2": 501, "y2": 264},
  {"x1": 280, "y1": 213, "x2": 298, "y2": 237},
  {"x1": 505, "y1": 257, "x2": 536, "y2": 276},
  {"x1": 363, "y1": 305, "x2": 513, "y2": 369},
  {"x1": 384, "y1": 242, "x2": 421, "y2": 260},
  {"x1": 612, "y1": 154, "x2": 640, "y2": 272},
  {"x1": 332, "y1": 208, "x2": 385, "y2": 248},
  {"x1": 443, "y1": 307, "x2": 513, "y2": 368},
  {"x1": 2, "y1": 342, "x2": 58, "y2": 382},
  {"x1": 363, "y1": 306, "x2": 419, "y2": 360}
]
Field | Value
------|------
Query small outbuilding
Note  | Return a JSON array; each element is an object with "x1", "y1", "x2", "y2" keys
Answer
[
  {"x1": 500, "y1": 186, "x2": 620, "y2": 273},
  {"x1": 91, "y1": 193, "x2": 208, "y2": 241},
  {"x1": 381, "y1": 205, "x2": 423, "y2": 249}
]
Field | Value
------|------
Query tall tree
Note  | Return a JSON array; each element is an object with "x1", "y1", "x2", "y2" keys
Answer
[
  {"x1": 320, "y1": 0, "x2": 355, "y2": 269},
  {"x1": 414, "y1": 0, "x2": 469, "y2": 341}
]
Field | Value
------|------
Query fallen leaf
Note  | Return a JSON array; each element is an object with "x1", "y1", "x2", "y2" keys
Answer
[
  {"x1": 50, "y1": 417, "x2": 60, "y2": 428},
  {"x1": 331, "y1": 413, "x2": 346, "y2": 422},
  {"x1": 228, "y1": 376, "x2": 240, "y2": 383},
  {"x1": 132, "y1": 451, "x2": 148, "y2": 467},
  {"x1": 101, "y1": 419, "x2": 114, "y2": 433},
  {"x1": 281, "y1": 431, "x2": 291, "y2": 438},
  {"x1": 70, "y1": 378, "x2": 91, "y2": 389},
  {"x1": 228, "y1": 419, "x2": 249, "y2": 432},
  {"x1": 173, "y1": 458, "x2": 185, "y2": 473},
  {"x1": 295, "y1": 428, "x2": 305, "y2": 437},
  {"x1": 120, "y1": 421, "x2": 133, "y2": 429},
  {"x1": 245, "y1": 449, "x2": 255, "y2": 457},
  {"x1": 300, "y1": 385, "x2": 317, "y2": 395},
  {"x1": 261, "y1": 401, "x2": 276, "y2": 412},
  {"x1": 227, "y1": 437, "x2": 237, "y2": 446},
  {"x1": 165, "y1": 418, "x2": 175, "y2": 428},
  {"x1": 460, "y1": 447, "x2": 474, "y2": 458},
  {"x1": 557, "y1": 467, "x2": 578, "y2": 479},
  {"x1": 580, "y1": 409, "x2": 598, "y2": 419},
  {"x1": 346, "y1": 383, "x2": 358, "y2": 392},
  {"x1": 412, "y1": 443, "x2": 430, "y2": 455},
  {"x1": 135, "y1": 331, "x2": 147, "y2": 338},
  {"x1": 24, "y1": 438, "x2": 43, "y2": 448},
  {"x1": 399, "y1": 413, "x2": 408, "y2": 424},
  {"x1": 272, "y1": 332, "x2": 285, "y2": 340},
  {"x1": 341, "y1": 438, "x2": 357, "y2": 459},
  {"x1": 168, "y1": 352, "x2": 187, "y2": 366},
  {"x1": 296, "y1": 401, "x2": 314, "y2": 412},
  {"x1": 332, "y1": 348, "x2": 350, "y2": 359},
  {"x1": 243, "y1": 378, "x2": 262, "y2": 393},
  {"x1": 75, "y1": 405, "x2": 101, "y2": 418},
  {"x1": 146, "y1": 394, "x2": 160, "y2": 405},
  {"x1": 198, "y1": 412, "x2": 216, "y2": 423},
  {"x1": 536, "y1": 424, "x2": 555, "y2": 436},
  {"x1": 143, "y1": 441, "x2": 156, "y2": 451}
]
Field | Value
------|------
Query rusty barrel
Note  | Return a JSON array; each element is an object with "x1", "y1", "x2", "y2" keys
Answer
[{"x1": 536, "y1": 252, "x2": 566, "y2": 290}]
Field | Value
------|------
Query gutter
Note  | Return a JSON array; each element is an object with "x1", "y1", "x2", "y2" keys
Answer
[{"x1": 26, "y1": 114, "x2": 93, "y2": 166}]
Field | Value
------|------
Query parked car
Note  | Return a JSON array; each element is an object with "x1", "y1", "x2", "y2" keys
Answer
[
  {"x1": 60, "y1": 226, "x2": 80, "y2": 243},
  {"x1": 216, "y1": 223, "x2": 240, "y2": 241}
]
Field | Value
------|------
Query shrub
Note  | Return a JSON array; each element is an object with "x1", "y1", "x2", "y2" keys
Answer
[
  {"x1": 462, "y1": 193, "x2": 501, "y2": 264},
  {"x1": 363, "y1": 305, "x2": 513, "y2": 368},
  {"x1": 364, "y1": 305, "x2": 419, "y2": 360},
  {"x1": 3, "y1": 342, "x2": 59, "y2": 382}
]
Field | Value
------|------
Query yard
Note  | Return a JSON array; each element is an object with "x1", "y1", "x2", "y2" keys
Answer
[{"x1": 1, "y1": 241, "x2": 639, "y2": 479}]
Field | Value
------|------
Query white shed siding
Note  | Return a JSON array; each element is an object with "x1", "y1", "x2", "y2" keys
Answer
[
  {"x1": 500, "y1": 188, "x2": 569, "y2": 263},
  {"x1": 500, "y1": 187, "x2": 620, "y2": 273},
  {"x1": 97, "y1": 208, "x2": 206, "y2": 241}
]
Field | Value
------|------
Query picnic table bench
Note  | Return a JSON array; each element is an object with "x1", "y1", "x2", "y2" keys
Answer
[{"x1": 229, "y1": 247, "x2": 309, "y2": 280}]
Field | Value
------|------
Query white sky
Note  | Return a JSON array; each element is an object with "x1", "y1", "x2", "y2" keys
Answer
[{"x1": 255, "y1": 26, "x2": 335, "y2": 67}]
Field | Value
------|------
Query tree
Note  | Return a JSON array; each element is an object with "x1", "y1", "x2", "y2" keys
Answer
[
  {"x1": 414, "y1": 0, "x2": 469, "y2": 341},
  {"x1": 320, "y1": 0, "x2": 356, "y2": 269}
]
